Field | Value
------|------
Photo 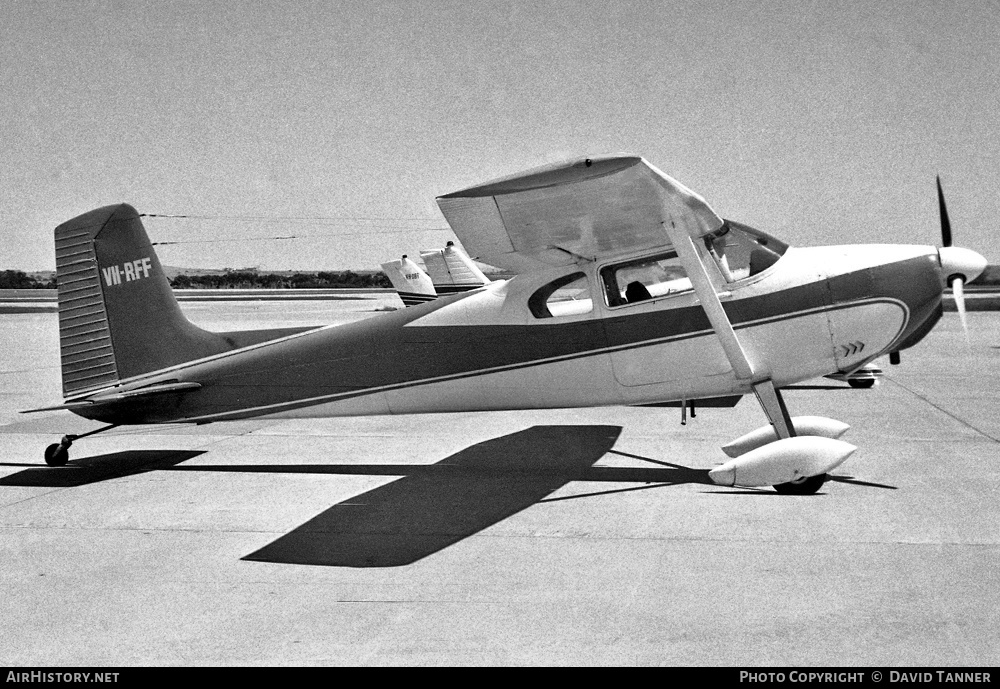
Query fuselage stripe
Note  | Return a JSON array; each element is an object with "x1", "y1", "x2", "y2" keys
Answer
[{"x1": 176, "y1": 297, "x2": 907, "y2": 423}]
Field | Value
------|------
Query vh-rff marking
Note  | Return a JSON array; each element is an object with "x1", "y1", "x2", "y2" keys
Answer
[{"x1": 101, "y1": 257, "x2": 152, "y2": 286}]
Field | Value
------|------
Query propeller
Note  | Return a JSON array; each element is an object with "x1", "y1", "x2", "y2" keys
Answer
[
  {"x1": 935, "y1": 176, "x2": 987, "y2": 341},
  {"x1": 937, "y1": 176, "x2": 952, "y2": 248}
]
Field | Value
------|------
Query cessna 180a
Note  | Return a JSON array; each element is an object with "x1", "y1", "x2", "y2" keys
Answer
[{"x1": 26, "y1": 155, "x2": 987, "y2": 494}]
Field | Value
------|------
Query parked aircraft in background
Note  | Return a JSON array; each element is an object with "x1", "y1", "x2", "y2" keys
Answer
[
  {"x1": 379, "y1": 254, "x2": 437, "y2": 306},
  {"x1": 381, "y1": 241, "x2": 491, "y2": 307},
  {"x1": 420, "y1": 241, "x2": 493, "y2": 294},
  {"x1": 26, "y1": 156, "x2": 986, "y2": 493},
  {"x1": 826, "y1": 362, "x2": 882, "y2": 389}
]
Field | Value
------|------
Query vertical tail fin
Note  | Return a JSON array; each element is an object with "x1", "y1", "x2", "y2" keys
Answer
[
  {"x1": 379, "y1": 255, "x2": 437, "y2": 306},
  {"x1": 419, "y1": 241, "x2": 491, "y2": 294},
  {"x1": 55, "y1": 204, "x2": 232, "y2": 396}
]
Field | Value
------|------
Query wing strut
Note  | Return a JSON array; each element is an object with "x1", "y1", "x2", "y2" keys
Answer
[
  {"x1": 669, "y1": 233, "x2": 754, "y2": 380},
  {"x1": 660, "y1": 217, "x2": 795, "y2": 439}
]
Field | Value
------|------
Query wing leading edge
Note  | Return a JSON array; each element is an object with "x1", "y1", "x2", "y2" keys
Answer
[{"x1": 435, "y1": 155, "x2": 724, "y2": 272}]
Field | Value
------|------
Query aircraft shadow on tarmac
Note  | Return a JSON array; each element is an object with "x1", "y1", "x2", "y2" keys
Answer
[
  {"x1": 0, "y1": 425, "x2": 897, "y2": 568},
  {"x1": 0, "y1": 450, "x2": 206, "y2": 487},
  {"x1": 230, "y1": 425, "x2": 626, "y2": 568},
  {"x1": 166, "y1": 424, "x2": 893, "y2": 568}
]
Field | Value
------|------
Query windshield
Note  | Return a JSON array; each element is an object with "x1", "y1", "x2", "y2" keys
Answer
[{"x1": 704, "y1": 220, "x2": 788, "y2": 282}]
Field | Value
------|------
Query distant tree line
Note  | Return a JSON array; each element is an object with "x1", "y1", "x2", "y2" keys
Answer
[
  {"x1": 979, "y1": 265, "x2": 1000, "y2": 285},
  {"x1": 5, "y1": 265, "x2": 1000, "y2": 289},
  {"x1": 169, "y1": 270, "x2": 392, "y2": 289},
  {"x1": 0, "y1": 270, "x2": 55, "y2": 289},
  {"x1": 0, "y1": 268, "x2": 391, "y2": 289}
]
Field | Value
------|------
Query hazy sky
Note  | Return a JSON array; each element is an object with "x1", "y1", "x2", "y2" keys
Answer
[{"x1": 2, "y1": 0, "x2": 999, "y2": 271}]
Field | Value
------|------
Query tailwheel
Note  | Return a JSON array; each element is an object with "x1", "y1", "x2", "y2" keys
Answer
[
  {"x1": 41, "y1": 425, "x2": 120, "y2": 467},
  {"x1": 773, "y1": 473, "x2": 827, "y2": 495},
  {"x1": 44, "y1": 443, "x2": 70, "y2": 467},
  {"x1": 848, "y1": 378, "x2": 875, "y2": 389}
]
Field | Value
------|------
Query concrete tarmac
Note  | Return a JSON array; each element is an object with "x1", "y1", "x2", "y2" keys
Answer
[{"x1": 1, "y1": 298, "x2": 998, "y2": 666}]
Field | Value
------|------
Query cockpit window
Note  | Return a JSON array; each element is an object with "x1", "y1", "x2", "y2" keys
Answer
[
  {"x1": 600, "y1": 252, "x2": 692, "y2": 307},
  {"x1": 704, "y1": 220, "x2": 788, "y2": 282},
  {"x1": 529, "y1": 272, "x2": 593, "y2": 318}
]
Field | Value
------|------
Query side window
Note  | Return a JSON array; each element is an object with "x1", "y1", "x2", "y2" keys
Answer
[
  {"x1": 600, "y1": 253, "x2": 692, "y2": 307},
  {"x1": 528, "y1": 272, "x2": 593, "y2": 318}
]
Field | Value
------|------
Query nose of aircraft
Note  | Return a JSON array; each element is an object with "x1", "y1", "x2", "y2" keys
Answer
[{"x1": 938, "y1": 246, "x2": 987, "y2": 340}]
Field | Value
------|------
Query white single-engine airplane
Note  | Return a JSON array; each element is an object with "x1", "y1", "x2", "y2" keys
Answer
[{"x1": 26, "y1": 156, "x2": 986, "y2": 494}]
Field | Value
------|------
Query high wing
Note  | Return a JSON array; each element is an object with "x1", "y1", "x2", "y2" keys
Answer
[{"x1": 435, "y1": 155, "x2": 724, "y2": 272}]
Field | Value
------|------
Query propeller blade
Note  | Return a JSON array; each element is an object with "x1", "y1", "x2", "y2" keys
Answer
[
  {"x1": 937, "y1": 175, "x2": 953, "y2": 247},
  {"x1": 951, "y1": 275, "x2": 969, "y2": 342}
]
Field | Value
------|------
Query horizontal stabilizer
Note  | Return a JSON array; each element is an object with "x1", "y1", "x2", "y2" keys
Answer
[{"x1": 22, "y1": 382, "x2": 202, "y2": 413}]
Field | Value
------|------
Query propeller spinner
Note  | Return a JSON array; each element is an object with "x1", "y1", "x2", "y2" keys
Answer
[{"x1": 935, "y1": 176, "x2": 987, "y2": 340}]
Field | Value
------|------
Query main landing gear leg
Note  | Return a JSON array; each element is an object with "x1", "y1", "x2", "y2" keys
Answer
[
  {"x1": 752, "y1": 379, "x2": 794, "y2": 440},
  {"x1": 753, "y1": 380, "x2": 827, "y2": 495},
  {"x1": 44, "y1": 424, "x2": 121, "y2": 467}
]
